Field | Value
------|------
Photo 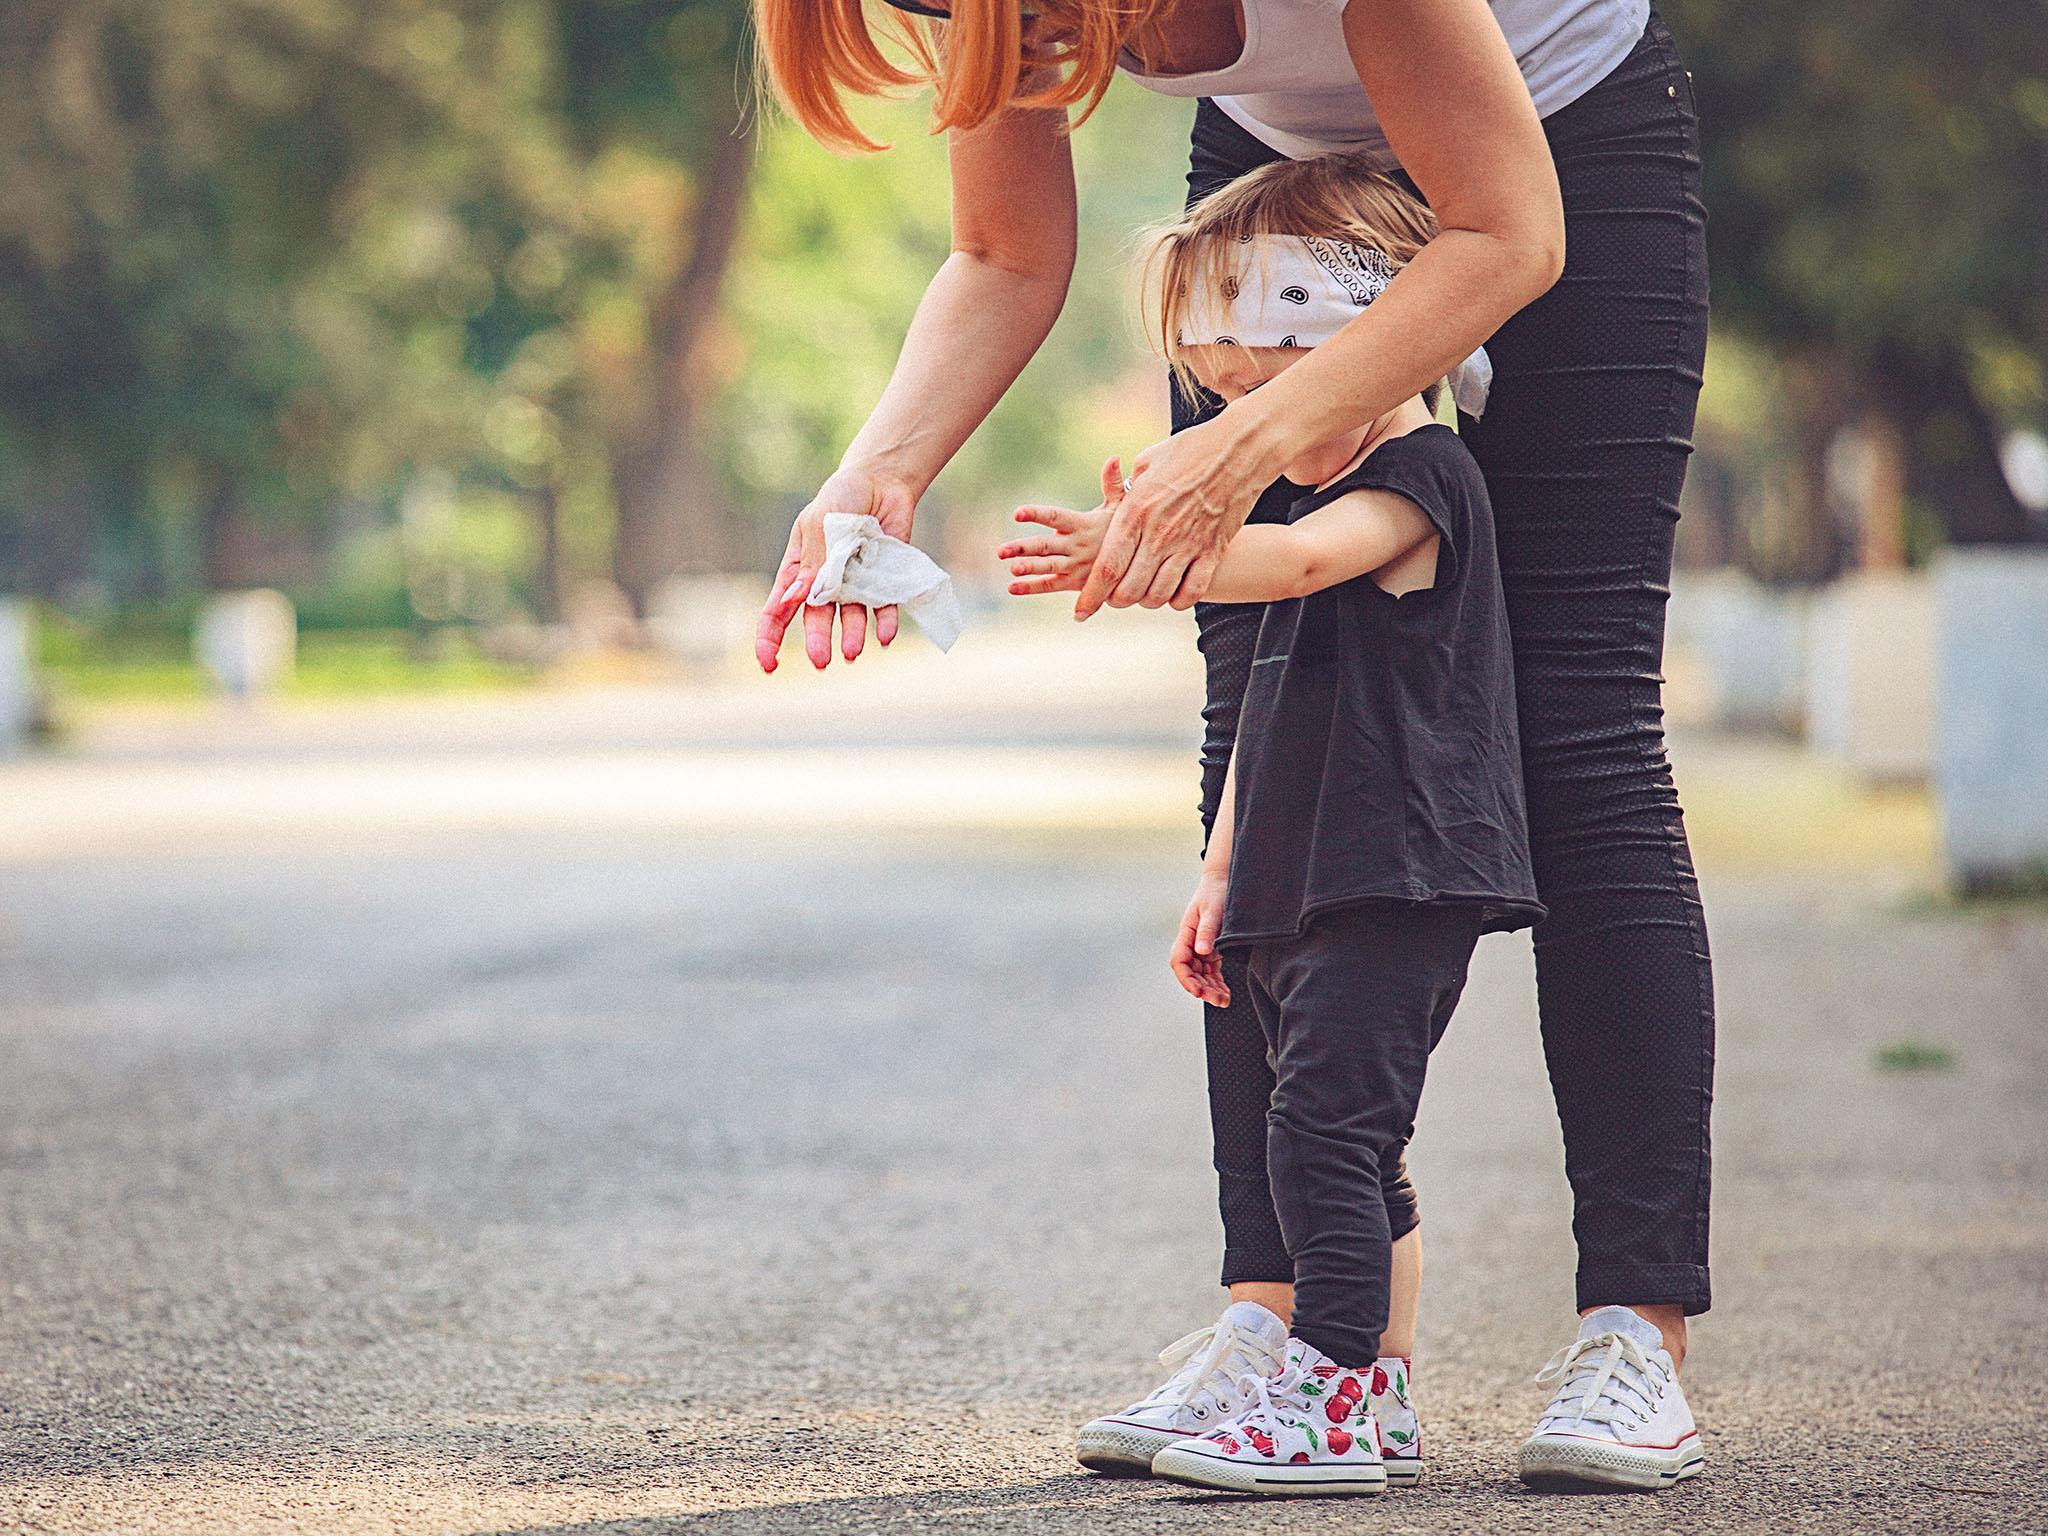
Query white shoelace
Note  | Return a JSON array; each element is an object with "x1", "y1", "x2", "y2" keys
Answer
[
  {"x1": 1534, "y1": 1331, "x2": 1664, "y2": 1433},
  {"x1": 1145, "y1": 1322, "x2": 1285, "y2": 1418},
  {"x1": 1228, "y1": 1362, "x2": 1309, "y2": 1435}
]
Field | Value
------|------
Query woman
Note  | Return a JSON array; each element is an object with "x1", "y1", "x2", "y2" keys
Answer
[{"x1": 750, "y1": 0, "x2": 1713, "y2": 1492}]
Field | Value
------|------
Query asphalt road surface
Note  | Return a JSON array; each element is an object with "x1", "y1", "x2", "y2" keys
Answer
[{"x1": 3, "y1": 642, "x2": 2043, "y2": 1535}]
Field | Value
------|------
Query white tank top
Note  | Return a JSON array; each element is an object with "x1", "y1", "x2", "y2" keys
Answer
[{"x1": 1117, "y1": 0, "x2": 1649, "y2": 161}]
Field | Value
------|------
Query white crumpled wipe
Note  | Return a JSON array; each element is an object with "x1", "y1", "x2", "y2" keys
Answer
[{"x1": 804, "y1": 512, "x2": 963, "y2": 652}]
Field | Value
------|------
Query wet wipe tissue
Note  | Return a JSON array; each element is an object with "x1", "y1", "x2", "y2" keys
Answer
[{"x1": 804, "y1": 512, "x2": 963, "y2": 652}]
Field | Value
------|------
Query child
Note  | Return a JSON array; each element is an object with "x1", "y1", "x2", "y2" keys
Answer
[{"x1": 1001, "y1": 153, "x2": 1544, "y2": 1496}]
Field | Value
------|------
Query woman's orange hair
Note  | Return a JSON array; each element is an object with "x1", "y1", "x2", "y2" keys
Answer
[{"x1": 752, "y1": 0, "x2": 1172, "y2": 153}]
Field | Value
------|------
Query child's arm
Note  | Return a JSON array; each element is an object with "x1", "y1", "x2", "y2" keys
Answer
[
  {"x1": 1002, "y1": 456, "x2": 1436, "y2": 605},
  {"x1": 1201, "y1": 490, "x2": 1437, "y2": 603},
  {"x1": 1169, "y1": 754, "x2": 1236, "y2": 1008}
]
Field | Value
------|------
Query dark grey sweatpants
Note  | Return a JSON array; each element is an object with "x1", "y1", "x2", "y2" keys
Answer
[{"x1": 1236, "y1": 902, "x2": 1483, "y2": 1367}]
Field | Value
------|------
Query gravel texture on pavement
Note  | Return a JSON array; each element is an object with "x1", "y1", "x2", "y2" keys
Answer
[{"x1": 2, "y1": 670, "x2": 2042, "y2": 1535}]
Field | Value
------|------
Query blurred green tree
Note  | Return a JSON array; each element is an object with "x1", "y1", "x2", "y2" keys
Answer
[
  {"x1": 0, "y1": 0, "x2": 759, "y2": 621},
  {"x1": 13, "y1": 0, "x2": 2031, "y2": 634},
  {"x1": 1670, "y1": 0, "x2": 2047, "y2": 563},
  {"x1": 0, "y1": 0, "x2": 472, "y2": 597}
]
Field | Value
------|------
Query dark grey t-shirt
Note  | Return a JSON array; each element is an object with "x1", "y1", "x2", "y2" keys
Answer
[{"x1": 1218, "y1": 424, "x2": 1545, "y2": 948}]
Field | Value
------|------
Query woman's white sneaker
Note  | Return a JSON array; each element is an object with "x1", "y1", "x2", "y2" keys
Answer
[
  {"x1": 1150, "y1": 1339, "x2": 1388, "y2": 1497},
  {"x1": 1075, "y1": 1301, "x2": 1287, "y2": 1474},
  {"x1": 1518, "y1": 1306, "x2": 1705, "y2": 1492}
]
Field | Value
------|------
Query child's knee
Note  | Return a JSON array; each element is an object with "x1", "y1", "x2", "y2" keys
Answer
[{"x1": 1382, "y1": 1151, "x2": 1421, "y2": 1240}]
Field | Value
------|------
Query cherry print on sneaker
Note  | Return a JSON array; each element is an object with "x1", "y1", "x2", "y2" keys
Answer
[
  {"x1": 1150, "y1": 1339, "x2": 1387, "y2": 1496},
  {"x1": 1369, "y1": 1355, "x2": 1424, "y2": 1486}
]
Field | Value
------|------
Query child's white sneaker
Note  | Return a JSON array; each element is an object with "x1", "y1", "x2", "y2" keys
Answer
[
  {"x1": 1368, "y1": 1355, "x2": 1423, "y2": 1486},
  {"x1": 1149, "y1": 1339, "x2": 1388, "y2": 1496},
  {"x1": 1075, "y1": 1301, "x2": 1287, "y2": 1474},
  {"x1": 1518, "y1": 1307, "x2": 1705, "y2": 1492}
]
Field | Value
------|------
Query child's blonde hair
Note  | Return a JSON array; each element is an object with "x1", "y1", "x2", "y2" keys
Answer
[{"x1": 1142, "y1": 152, "x2": 1442, "y2": 406}]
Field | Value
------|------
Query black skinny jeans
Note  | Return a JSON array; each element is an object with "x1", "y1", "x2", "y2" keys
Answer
[
  {"x1": 1244, "y1": 904, "x2": 1483, "y2": 1367},
  {"x1": 1186, "y1": 15, "x2": 1715, "y2": 1316}
]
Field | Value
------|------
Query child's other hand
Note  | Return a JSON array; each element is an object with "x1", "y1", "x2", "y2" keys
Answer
[
  {"x1": 998, "y1": 456, "x2": 1123, "y2": 597},
  {"x1": 1169, "y1": 868, "x2": 1231, "y2": 1008}
]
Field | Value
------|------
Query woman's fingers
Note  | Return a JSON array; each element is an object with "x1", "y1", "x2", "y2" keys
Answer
[
  {"x1": 795, "y1": 513, "x2": 835, "y2": 668},
  {"x1": 803, "y1": 600, "x2": 835, "y2": 669},
  {"x1": 756, "y1": 545, "x2": 811, "y2": 673},
  {"x1": 1074, "y1": 502, "x2": 1143, "y2": 619},
  {"x1": 876, "y1": 603, "x2": 898, "y2": 646},
  {"x1": 1099, "y1": 455, "x2": 1125, "y2": 505},
  {"x1": 1110, "y1": 535, "x2": 1168, "y2": 608},
  {"x1": 1194, "y1": 900, "x2": 1222, "y2": 958},
  {"x1": 1169, "y1": 552, "x2": 1217, "y2": 611},
  {"x1": 840, "y1": 601, "x2": 868, "y2": 662},
  {"x1": 1141, "y1": 553, "x2": 1188, "y2": 610}
]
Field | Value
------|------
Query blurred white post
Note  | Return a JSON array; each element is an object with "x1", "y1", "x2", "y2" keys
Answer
[
  {"x1": 195, "y1": 590, "x2": 296, "y2": 699},
  {"x1": 1666, "y1": 571, "x2": 1807, "y2": 732},
  {"x1": 1804, "y1": 571, "x2": 1935, "y2": 782},
  {"x1": 0, "y1": 600, "x2": 33, "y2": 750},
  {"x1": 1937, "y1": 551, "x2": 2048, "y2": 889}
]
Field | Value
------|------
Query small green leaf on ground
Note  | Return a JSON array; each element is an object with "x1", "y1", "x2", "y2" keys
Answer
[{"x1": 1875, "y1": 1041, "x2": 1957, "y2": 1073}]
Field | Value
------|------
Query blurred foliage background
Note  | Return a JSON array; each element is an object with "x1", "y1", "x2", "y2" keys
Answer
[{"x1": 0, "y1": 0, "x2": 2042, "y2": 687}]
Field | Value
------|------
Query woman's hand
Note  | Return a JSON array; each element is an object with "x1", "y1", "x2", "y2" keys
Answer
[
  {"x1": 1073, "y1": 409, "x2": 1273, "y2": 619},
  {"x1": 1170, "y1": 867, "x2": 1232, "y2": 1007},
  {"x1": 756, "y1": 465, "x2": 917, "y2": 672},
  {"x1": 753, "y1": 103, "x2": 1078, "y2": 674},
  {"x1": 998, "y1": 456, "x2": 1121, "y2": 597}
]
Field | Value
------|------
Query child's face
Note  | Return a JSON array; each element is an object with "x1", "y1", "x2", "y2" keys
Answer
[
  {"x1": 1186, "y1": 344, "x2": 1304, "y2": 405},
  {"x1": 1186, "y1": 345, "x2": 1373, "y2": 488}
]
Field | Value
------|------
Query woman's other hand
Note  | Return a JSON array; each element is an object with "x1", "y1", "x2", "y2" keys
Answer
[
  {"x1": 1170, "y1": 867, "x2": 1232, "y2": 1007},
  {"x1": 756, "y1": 466, "x2": 918, "y2": 672},
  {"x1": 998, "y1": 457, "x2": 1123, "y2": 598},
  {"x1": 1073, "y1": 411, "x2": 1270, "y2": 619}
]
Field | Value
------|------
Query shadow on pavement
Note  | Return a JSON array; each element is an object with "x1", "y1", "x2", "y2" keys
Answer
[{"x1": 456, "y1": 1473, "x2": 1171, "y2": 1535}]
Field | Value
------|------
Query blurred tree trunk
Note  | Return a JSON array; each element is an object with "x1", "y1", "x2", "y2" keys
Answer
[
  {"x1": 611, "y1": 113, "x2": 752, "y2": 616},
  {"x1": 13, "y1": 464, "x2": 95, "y2": 600},
  {"x1": 1853, "y1": 407, "x2": 1907, "y2": 571},
  {"x1": 1768, "y1": 349, "x2": 1855, "y2": 584},
  {"x1": 199, "y1": 473, "x2": 242, "y2": 590},
  {"x1": 1877, "y1": 349, "x2": 2037, "y2": 547},
  {"x1": 533, "y1": 481, "x2": 564, "y2": 624}
]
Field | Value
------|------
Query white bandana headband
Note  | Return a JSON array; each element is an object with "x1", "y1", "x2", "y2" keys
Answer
[{"x1": 1178, "y1": 234, "x2": 1493, "y2": 418}]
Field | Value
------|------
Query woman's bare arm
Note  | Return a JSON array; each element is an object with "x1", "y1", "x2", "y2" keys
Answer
[
  {"x1": 1074, "y1": 0, "x2": 1563, "y2": 619},
  {"x1": 758, "y1": 101, "x2": 1078, "y2": 672},
  {"x1": 1224, "y1": 0, "x2": 1565, "y2": 471}
]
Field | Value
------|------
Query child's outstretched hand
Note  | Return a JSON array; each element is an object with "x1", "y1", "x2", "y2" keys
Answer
[
  {"x1": 1169, "y1": 868, "x2": 1231, "y2": 1008},
  {"x1": 999, "y1": 456, "x2": 1123, "y2": 598}
]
